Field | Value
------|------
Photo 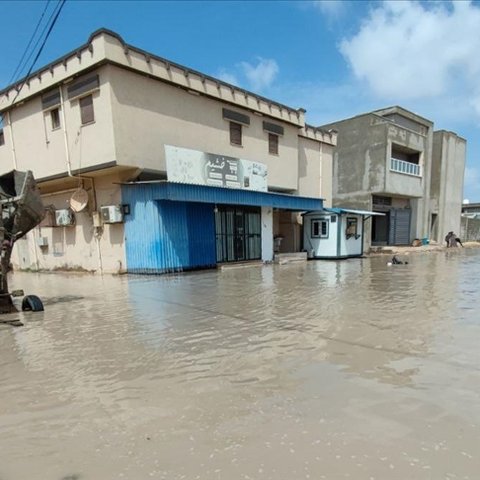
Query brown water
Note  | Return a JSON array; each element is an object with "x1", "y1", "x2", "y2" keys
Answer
[{"x1": 1, "y1": 250, "x2": 480, "y2": 480}]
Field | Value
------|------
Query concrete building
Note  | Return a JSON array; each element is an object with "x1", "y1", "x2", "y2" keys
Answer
[
  {"x1": 462, "y1": 202, "x2": 480, "y2": 218},
  {"x1": 430, "y1": 130, "x2": 466, "y2": 241},
  {"x1": 0, "y1": 29, "x2": 335, "y2": 274},
  {"x1": 321, "y1": 106, "x2": 466, "y2": 248}
]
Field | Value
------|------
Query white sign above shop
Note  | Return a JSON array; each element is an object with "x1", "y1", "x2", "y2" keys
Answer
[{"x1": 165, "y1": 145, "x2": 268, "y2": 192}]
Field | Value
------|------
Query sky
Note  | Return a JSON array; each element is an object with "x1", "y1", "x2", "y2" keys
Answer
[{"x1": 1, "y1": 0, "x2": 479, "y2": 201}]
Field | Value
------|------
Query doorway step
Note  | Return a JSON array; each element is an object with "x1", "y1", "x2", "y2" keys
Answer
[{"x1": 274, "y1": 252, "x2": 308, "y2": 265}]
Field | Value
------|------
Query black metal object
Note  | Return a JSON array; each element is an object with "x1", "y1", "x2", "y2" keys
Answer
[{"x1": 0, "y1": 170, "x2": 45, "y2": 313}]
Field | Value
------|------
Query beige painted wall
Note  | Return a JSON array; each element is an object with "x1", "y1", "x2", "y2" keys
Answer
[
  {"x1": 0, "y1": 65, "x2": 116, "y2": 179},
  {"x1": 107, "y1": 65, "x2": 301, "y2": 192},
  {"x1": 298, "y1": 135, "x2": 333, "y2": 205},
  {"x1": 11, "y1": 171, "x2": 127, "y2": 274}
]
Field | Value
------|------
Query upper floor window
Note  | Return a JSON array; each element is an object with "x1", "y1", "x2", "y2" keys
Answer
[
  {"x1": 230, "y1": 122, "x2": 242, "y2": 146},
  {"x1": 0, "y1": 115, "x2": 4, "y2": 146},
  {"x1": 268, "y1": 133, "x2": 278, "y2": 155},
  {"x1": 80, "y1": 95, "x2": 94, "y2": 125},
  {"x1": 50, "y1": 107, "x2": 61, "y2": 130}
]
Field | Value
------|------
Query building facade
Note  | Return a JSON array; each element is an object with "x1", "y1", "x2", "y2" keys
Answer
[
  {"x1": 0, "y1": 29, "x2": 335, "y2": 274},
  {"x1": 322, "y1": 107, "x2": 466, "y2": 248}
]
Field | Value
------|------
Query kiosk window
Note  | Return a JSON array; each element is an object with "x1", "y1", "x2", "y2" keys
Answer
[{"x1": 312, "y1": 219, "x2": 329, "y2": 238}]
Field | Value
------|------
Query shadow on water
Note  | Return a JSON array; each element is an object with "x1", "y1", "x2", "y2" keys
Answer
[{"x1": 41, "y1": 295, "x2": 84, "y2": 306}]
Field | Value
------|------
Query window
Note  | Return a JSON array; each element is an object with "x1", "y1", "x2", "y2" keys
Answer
[
  {"x1": 312, "y1": 219, "x2": 329, "y2": 238},
  {"x1": 268, "y1": 133, "x2": 278, "y2": 154},
  {"x1": 372, "y1": 195, "x2": 392, "y2": 206},
  {"x1": 50, "y1": 108, "x2": 60, "y2": 130},
  {"x1": 80, "y1": 95, "x2": 94, "y2": 125},
  {"x1": 230, "y1": 121, "x2": 242, "y2": 146},
  {"x1": 346, "y1": 217, "x2": 358, "y2": 239},
  {"x1": 0, "y1": 115, "x2": 4, "y2": 146}
]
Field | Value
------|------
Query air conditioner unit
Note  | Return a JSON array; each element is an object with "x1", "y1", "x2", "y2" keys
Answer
[
  {"x1": 100, "y1": 205, "x2": 124, "y2": 224},
  {"x1": 55, "y1": 209, "x2": 75, "y2": 226},
  {"x1": 36, "y1": 236, "x2": 49, "y2": 247}
]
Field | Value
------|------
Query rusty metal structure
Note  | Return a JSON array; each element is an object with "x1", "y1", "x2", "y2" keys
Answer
[{"x1": 0, "y1": 170, "x2": 45, "y2": 313}]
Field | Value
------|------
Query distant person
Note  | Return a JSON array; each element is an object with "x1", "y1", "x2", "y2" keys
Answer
[
  {"x1": 445, "y1": 231, "x2": 463, "y2": 248},
  {"x1": 445, "y1": 231, "x2": 453, "y2": 247}
]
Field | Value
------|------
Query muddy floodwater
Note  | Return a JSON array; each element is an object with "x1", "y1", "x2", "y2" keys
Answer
[{"x1": 1, "y1": 250, "x2": 480, "y2": 479}]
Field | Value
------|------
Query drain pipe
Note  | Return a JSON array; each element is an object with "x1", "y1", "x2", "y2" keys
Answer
[
  {"x1": 6, "y1": 111, "x2": 18, "y2": 169},
  {"x1": 59, "y1": 85, "x2": 73, "y2": 176},
  {"x1": 59, "y1": 85, "x2": 103, "y2": 274}
]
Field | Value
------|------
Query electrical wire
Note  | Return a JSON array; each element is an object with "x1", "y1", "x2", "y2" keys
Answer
[
  {"x1": 10, "y1": 0, "x2": 67, "y2": 106},
  {"x1": 8, "y1": 0, "x2": 52, "y2": 85}
]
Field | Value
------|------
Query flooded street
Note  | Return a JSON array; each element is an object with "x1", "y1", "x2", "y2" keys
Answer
[{"x1": 1, "y1": 250, "x2": 480, "y2": 480}]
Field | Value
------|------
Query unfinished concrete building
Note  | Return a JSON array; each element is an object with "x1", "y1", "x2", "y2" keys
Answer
[{"x1": 322, "y1": 106, "x2": 465, "y2": 249}]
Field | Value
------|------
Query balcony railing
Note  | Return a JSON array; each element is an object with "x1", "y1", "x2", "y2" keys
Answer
[{"x1": 390, "y1": 158, "x2": 421, "y2": 177}]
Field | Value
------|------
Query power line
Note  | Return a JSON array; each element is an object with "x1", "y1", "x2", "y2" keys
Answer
[
  {"x1": 15, "y1": 0, "x2": 63, "y2": 84},
  {"x1": 8, "y1": 0, "x2": 52, "y2": 85},
  {"x1": 10, "y1": 0, "x2": 67, "y2": 106}
]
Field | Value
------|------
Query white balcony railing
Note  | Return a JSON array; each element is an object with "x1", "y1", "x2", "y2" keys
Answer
[{"x1": 390, "y1": 158, "x2": 421, "y2": 177}]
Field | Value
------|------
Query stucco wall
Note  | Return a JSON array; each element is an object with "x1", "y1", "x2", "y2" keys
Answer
[
  {"x1": 0, "y1": 65, "x2": 116, "y2": 180},
  {"x1": 107, "y1": 65, "x2": 301, "y2": 192},
  {"x1": 298, "y1": 136, "x2": 333, "y2": 205},
  {"x1": 11, "y1": 171, "x2": 127, "y2": 274},
  {"x1": 431, "y1": 131, "x2": 466, "y2": 241}
]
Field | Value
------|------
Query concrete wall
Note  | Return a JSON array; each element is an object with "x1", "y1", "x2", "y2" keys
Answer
[
  {"x1": 108, "y1": 65, "x2": 303, "y2": 193},
  {"x1": 298, "y1": 135, "x2": 333, "y2": 205},
  {"x1": 11, "y1": 170, "x2": 128, "y2": 274},
  {"x1": 461, "y1": 216, "x2": 480, "y2": 242},
  {"x1": 0, "y1": 65, "x2": 116, "y2": 180},
  {"x1": 431, "y1": 131, "x2": 466, "y2": 242}
]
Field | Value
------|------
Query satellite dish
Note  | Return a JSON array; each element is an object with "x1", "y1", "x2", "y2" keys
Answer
[{"x1": 70, "y1": 188, "x2": 89, "y2": 212}]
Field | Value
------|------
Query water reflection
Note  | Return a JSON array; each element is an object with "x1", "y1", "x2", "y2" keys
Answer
[{"x1": 1, "y1": 251, "x2": 480, "y2": 479}]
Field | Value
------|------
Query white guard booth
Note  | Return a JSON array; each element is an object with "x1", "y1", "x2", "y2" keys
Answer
[{"x1": 303, "y1": 208, "x2": 385, "y2": 259}]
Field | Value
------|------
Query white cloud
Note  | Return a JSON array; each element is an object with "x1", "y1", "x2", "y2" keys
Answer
[
  {"x1": 239, "y1": 58, "x2": 279, "y2": 91},
  {"x1": 216, "y1": 57, "x2": 279, "y2": 93},
  {"x1": 340, "y1": 1, "x2": 480, "y2": 116},
  {"x1": 313, "y1": 0, "x2": 346, "y2": 20},
  {"x1": 216, "y1": 69, "x2": 239, "y2": 87}
]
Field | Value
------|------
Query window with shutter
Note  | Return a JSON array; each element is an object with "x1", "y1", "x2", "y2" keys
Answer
[
  {"x1": 268, "y1": 133, "x2": 278, "y2": 154},
  {"x1": 230, "y1": 122, "x2": 242, "y2": 146},
  {"x1": 51, "y1": 108, "x2": 61, "y2": 130},
  {"x1": 80, "y1": 95, "x2": 94, "y2": 125}
]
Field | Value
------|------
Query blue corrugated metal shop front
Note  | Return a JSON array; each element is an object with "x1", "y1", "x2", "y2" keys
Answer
[{"x1": 121, "y1": 182, "x2": 323, "y2": 274}]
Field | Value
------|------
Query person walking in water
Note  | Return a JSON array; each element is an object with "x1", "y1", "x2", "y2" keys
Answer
[{"x1": 445, "y1": 231, "x2": 463, "y2": 247}]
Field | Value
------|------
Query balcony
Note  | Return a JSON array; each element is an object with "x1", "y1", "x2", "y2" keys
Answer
[{"x1": 390, "y1": 158, "x2": 421, "y2": 177}]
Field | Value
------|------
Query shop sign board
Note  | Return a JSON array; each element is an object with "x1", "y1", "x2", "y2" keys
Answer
[{"x1": 165, "y1": 145, "x2": 268, "y2": 192}]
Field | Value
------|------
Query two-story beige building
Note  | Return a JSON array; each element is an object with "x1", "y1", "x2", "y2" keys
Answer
[{"x1": 0, "y1": 29, "x2": 335, "y2": 274}]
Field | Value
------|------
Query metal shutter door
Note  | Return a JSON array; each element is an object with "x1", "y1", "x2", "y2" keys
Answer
[{"x1": 389, "y1": 209, "x2": 411, "y2": 245}]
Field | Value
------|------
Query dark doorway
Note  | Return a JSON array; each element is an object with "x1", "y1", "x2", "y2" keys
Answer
[
  {"x1": 215, "y1": 206, "x2": 261, "y2": 262},
  {"x1": 430, "y1": 213, "x2": 438, "y2": 241},
  {"x1": 372, "y1": 213, "x2": 389, "y2": 245}
]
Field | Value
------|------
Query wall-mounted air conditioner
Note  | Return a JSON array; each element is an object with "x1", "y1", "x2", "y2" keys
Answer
[
  {"x1": 55, "y1": 209, "x2": 75, "y2": 226},
  {"x1": 100, "y1": 205, "x2": 124, "y2": 224},
  {"x1": 36, "y1": 236, "x2": 49, "y2": 247}
]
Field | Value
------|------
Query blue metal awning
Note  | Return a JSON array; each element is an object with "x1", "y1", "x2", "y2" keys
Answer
[
  {"x1": 304, "y1": 208, "x2": 385, "y2": 216},
  {"x1": 122, "y1": 182, "x2": 323, "y2": 211}
]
